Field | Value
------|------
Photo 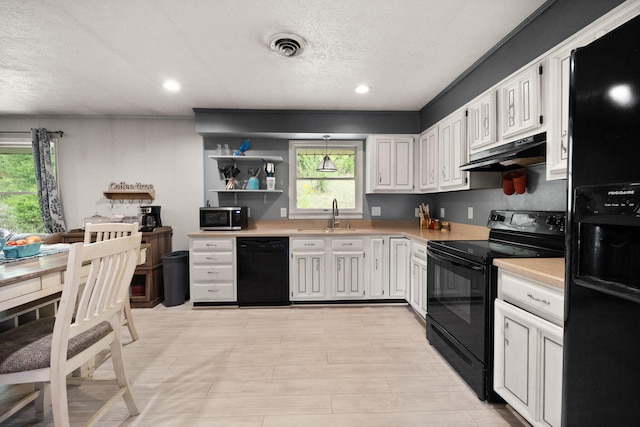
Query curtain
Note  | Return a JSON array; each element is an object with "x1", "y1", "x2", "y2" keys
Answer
[{"x1": 31, "y1": 128, "x2": 67, "y2": 233}]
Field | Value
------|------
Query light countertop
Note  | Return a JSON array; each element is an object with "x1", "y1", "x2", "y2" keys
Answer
[
  {"x1": 493, "y1": 258, "x2": 565, "y2": 290},
  {"x1": 187, "y1": 219, "x2": 491, "y2": 243}
]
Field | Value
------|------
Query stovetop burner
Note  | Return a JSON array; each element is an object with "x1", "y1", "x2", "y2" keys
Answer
[{"x1": 428, "y1": 210, "x2": 566, "y2": 264}]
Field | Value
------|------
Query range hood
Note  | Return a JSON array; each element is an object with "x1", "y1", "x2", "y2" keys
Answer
[{"x1": 460, "y1": 132, "x2": 546, "y2": 172}]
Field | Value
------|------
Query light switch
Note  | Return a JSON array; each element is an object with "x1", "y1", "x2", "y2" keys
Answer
[
  {"x1": 280, "y1": 207, "x2": 287, "y2": 217},
  {"x1": 468, "y1": 207, "x2": 473, "y2": 219},
  {"x1": 440, "y1": 208, "x2": 445, "y2": 218}
]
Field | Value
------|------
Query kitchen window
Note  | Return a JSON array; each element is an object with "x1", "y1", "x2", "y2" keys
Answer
[
  {"x1": 288, "y1": 140, "x2": 363, "y2": 219},
  {"x1": 0, "y1": 139, "x2": 53, "y2": 233}
]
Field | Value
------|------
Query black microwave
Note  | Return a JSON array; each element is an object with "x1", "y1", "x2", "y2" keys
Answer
[{"x1": 199, "y1": 207, "x2": 248, "y2": 230}]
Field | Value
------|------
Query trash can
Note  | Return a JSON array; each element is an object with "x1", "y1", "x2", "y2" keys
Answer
[{"x1": 162, "y1": 250, "x2": 189, "y2": 306}]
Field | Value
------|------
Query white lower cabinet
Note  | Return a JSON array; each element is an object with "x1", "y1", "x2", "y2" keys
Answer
[
  {"x1": 367, "y1": 237, "x2": 390, "y2": 298},
  {"x1": 494, "y1": 270, "x2": 563, "y2": 427},
  {"x1": 290, "y1": 238, "x2": 327, "y2": 301},
  {"x1": 389, "y1": 237, "x2": 409, "y2": 299},
  {"x1": 189, "y1": 237, "x2": 236, "y2": 303},
  {"x1": 331, "y1": 238, "x2": 365, "y2": 298},
  {"x1": 409, "y1": 240, "x2": 427, "y2": 317}
]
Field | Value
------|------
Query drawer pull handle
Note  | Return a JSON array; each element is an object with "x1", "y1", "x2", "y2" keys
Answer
[
  {"x1": 207, "y1": 271, "x2": 219, "y2": 275},
  {"x1": 206, "y1": 243, "x2": 218, "y2": 247},
  {"x1": 208, "y1": 289, "x2": 220, "y2": 293},
  {"x1": 527, "y1": 293, "x2": 550, "y2": 305},
  {"x1": 206, "y1": 257, "x2": 218, "y2": 261}
]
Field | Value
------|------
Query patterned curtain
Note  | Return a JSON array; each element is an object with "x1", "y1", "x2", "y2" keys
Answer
[{"x1": 31, "y1": 128, "x2": 67, "y2": 233}]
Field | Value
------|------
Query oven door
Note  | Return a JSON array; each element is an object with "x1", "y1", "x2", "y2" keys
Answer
[{"x1": 426, "y1": 244, "x2": 488, "y2": 360}]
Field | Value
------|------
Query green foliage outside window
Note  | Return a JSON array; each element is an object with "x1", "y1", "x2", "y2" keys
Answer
[
  {"x1": 0, "y1": 153, "x2": 45, "y2": 233},
  {"x1": 296, "y1": 150, "x2": 356, "y2": 210}
]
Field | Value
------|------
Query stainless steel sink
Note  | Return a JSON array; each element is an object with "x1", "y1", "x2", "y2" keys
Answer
[{"x1": 296, "y1": 228, "x2": 357, "y2": 233}]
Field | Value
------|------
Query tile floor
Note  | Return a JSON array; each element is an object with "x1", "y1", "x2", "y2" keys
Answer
[{"x1": 4, "y1": 303, "x2": 528, "y2": 426}]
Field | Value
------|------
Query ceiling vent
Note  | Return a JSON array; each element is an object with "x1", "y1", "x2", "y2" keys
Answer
[{"x1": 268, "y1": 33, "x2": 307, "y2": 57}]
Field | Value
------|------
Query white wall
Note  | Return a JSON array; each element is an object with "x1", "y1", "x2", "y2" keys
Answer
[{"x1": 0, "y1": 116, "x2": 203, "y2": 250}]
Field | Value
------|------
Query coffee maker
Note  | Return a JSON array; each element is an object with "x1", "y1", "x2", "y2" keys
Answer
[{"x1": 140, "y1": 205, "x2": 162, "y2": 232}]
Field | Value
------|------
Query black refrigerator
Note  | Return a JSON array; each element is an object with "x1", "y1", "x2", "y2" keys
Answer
[{"x1": 564, "y1": 13, "x2": 640, "y2": 427}]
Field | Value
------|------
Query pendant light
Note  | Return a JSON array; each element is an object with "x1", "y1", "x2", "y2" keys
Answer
[{"x1": 317, "y1": 135, "x2": 337, "y2": 172}]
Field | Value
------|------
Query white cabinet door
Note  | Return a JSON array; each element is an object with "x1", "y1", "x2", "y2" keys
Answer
[
  {"x1": 500, "y1": 64, "x2": 542, "y2": 140},
  {"x1": 332, "y1": 252, "x2": 365, "y2": 298},
  {"x1": 438, "y1": 108, "x2": 468, "y2": 191},
  {"x1": 494, "y1": 298, "x2": 564, "y2": 427},
  {"x1": 368, "y1": 237, "x2": 389, "y2": 298},
  {"x1": 389, "y1": 238, "x2": 409, "y2": 299},
  {"x1": 546, "y1": 33, "x2": 595, "y2": 181},
  {"x1": 418, "y1": 126, "x2": 439, "y2": 193},
  {"x1": 495, "y1": 299, "x2": 536, "y2": 422},
  {"x1": 409, "y1": 255, "x2": 427, "y2": 318},
  {"x1": 291, "y1": 252, "x2": 326, "y2": 300},
  {"x1": 468, "y1": 91, "x2": 497, "y2": 153},
  {"x1": 540, "y1": 327, "x2": 563, "y2": 427},
  {"x1": 366, "y1": 135, "x2": 415, "y2": 193},
  {"x1": 331, "y1": 239, "x2": 365, "y2": 298},
  {"x1": 290, "y1": 238, "x2": 327, "y2": 301}
]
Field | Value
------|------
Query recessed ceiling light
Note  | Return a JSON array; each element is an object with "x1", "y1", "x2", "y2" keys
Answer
[
  {"x1": 355, "y1": 84, "x2": 370, "y2": 94},
  {"x1": 163, "y1": 80, "x2": 180, "y2": 92}
]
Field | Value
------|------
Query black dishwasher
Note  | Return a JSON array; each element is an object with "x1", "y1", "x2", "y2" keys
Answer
[{"x1": 237, "y1": 237, "x2": 289, "y2": 306}]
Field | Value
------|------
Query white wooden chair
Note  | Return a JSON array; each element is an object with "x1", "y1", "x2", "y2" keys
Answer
[
  {"x1": 84, "y1": 222, "x2": 140, "y2": 341},
  {"x1": 0, "y1": 233, "x2": 142, "y2": 426}
]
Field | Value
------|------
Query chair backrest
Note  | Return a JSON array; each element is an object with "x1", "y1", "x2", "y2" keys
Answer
[
  {"x1": 52, "y1": 234, "x2": 142, "y2": 358},
  {"x1": 84, "y1": 222, "x2": 139, "y2": 244}
]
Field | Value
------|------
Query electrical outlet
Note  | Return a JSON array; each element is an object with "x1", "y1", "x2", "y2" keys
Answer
[
  {"x1": 280, "y1": 207, "x2": 287, "y2": 217},
  {"x1": 247, "y1": 207, "x2": 251, "y2": 217},
  {"x1": 440, "y1": 208, "x2": 445, "y2": 218},
  {"x1": 415, "y1": 207, "x2": 420, "y2": 217},
  {"x1": 468, "y1": 207, "x2": 473, "y2": 219},
  {"x1": 372, "y1": 206, "x2": 382, "y2": 216}
]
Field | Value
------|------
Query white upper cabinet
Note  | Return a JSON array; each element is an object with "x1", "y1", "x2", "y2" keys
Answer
[
  {"x1": 468, "y1": 91, "x2": 497, "y2": 154},
  {"x1": 366, "y1": 135, "x2": 415, "y2": 193},
  {"x1": 499, "y1": 64, "x2": 543, "y2": 140},
  {"x1": 546, "y1": 32, "x2": 596, "y2": 181},
  {"x1": 438, "y1": 107, "x2": 468, "y2": 191},
  {"x1": 418, "y1": 126, "x2": 439, "y2": 193}
]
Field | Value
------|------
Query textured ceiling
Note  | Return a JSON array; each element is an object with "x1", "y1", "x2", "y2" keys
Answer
[{"x1": 0, "y1": 0, "x2": 547, "y2": 117}]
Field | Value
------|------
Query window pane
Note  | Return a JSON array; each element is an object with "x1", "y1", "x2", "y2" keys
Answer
[
  {"x1": 296, "y1": 179, "x2": 355, "y2": 209},
  {"x1": 297, "y1": 151, "x2": 355, "y2": 178},
  {"x1": 0, "y1": 194, "x2": 44, "y2": 233},
  {"x1": 0, "y1": 152, "x2": 44, "y2": 233}
]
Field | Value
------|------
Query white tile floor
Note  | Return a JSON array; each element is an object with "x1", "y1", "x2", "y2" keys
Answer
[{"x1": 4, "y1": 303, "x2": 528, "y2": 426}]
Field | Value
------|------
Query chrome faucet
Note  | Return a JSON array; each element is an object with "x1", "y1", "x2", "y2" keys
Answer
[{"x1": 331, "y1": 198, "x2": 339, "y2": 229}]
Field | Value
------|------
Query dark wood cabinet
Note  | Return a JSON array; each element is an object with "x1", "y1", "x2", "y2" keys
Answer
[{"x1": 60, "y1": 226, "x2": 173, "y2": 307}]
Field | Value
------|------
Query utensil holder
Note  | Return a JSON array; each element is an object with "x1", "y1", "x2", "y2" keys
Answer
[{"x1": 266, "y1": 177, "x2": 275, "y2": 191}]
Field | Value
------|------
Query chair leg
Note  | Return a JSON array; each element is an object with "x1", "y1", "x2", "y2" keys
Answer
[
  {"x1": 123, "y1": 298, "x2": 140, "y2": 341},
  {"x1": 50, "y1": 366, "x2": 70, "y2": 426},
  {"x1": 110, "y1": 333, "x2": 140, "y2": 416},
  {"x1": 34, "y1": 382, "x2": 50, "y2": 416}
]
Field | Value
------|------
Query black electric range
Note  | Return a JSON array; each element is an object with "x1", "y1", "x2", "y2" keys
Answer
[{"x1": 426, "y1": 210, "x2": 565, "y2": 401}]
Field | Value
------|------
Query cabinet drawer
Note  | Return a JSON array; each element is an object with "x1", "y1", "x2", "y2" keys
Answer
[
  {"x1": 411, "y1": 241, "x2": 427, "y2": 259},
  {"x1": 191, "y1": 252, "x2": 233, "y2": 265},
  {"x1": 0, "y1": 278, "x2": 41, "y2": 304},
  {"x1": 191, "y1": 239, "x2": 234, "y2": 251},
  {"x1": 192, "y1": 282, "x2": 235, "y2": 301},
  {"x1": 331, "y1": 239, "x2": 364, "y2": 251},
  {"x1": 291, "y1": 239, "x2": 325, "y2": 251},
  {"x1": 498, "y1": 269, "x2": 564, "y2": 325},
  {"x1": 192, "y1": 264, "x2": 234, "y2": 282}
]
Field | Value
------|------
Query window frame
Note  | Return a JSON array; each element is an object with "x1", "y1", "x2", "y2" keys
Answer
[{"x1": 288, "y1": 139, "x2": 364, "y2": 219}]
